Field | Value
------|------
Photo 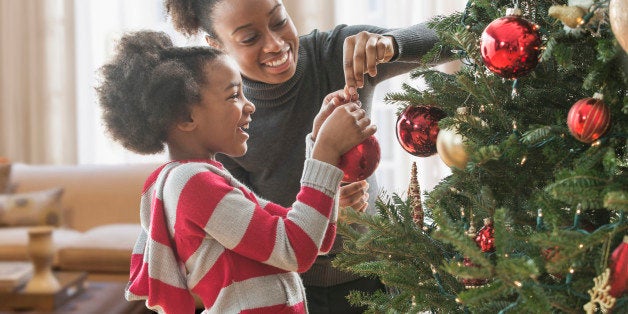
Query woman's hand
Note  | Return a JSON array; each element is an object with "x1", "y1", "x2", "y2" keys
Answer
[
  {"x1": 339, "y1": 180, "x2": 369, "y2": 213},
  {"x1": 343, "y1": 31, "x2": 396, "y2": 98}
]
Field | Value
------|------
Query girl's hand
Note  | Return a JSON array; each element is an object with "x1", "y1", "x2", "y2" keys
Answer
[
  {"x1": 339, "y1": 180, "x2": 369, "y2": 214},
  {"x1": 343, "y1": 31, "x2": 396, "y2": 98},
  {"x1": 312, "y1": 90, "x2": 352, "y2": 141},
  {"x1": 312, "y1": 102, "x2": 377, "y2": 166}
]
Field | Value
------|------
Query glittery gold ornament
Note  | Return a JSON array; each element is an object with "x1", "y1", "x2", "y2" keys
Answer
[{"x1": 548, "y1": 5, "x2": 586, "y2": 28}]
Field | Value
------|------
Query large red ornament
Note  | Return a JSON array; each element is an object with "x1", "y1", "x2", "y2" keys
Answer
[
  {"x1": 475, "y1": 218, "x2": 495, "y2": 253},
  {"x1": 396, "y1": 105, "x2": 446, "y2": 157},
  {"x1": 609, "y1": 235, "x2": 628, "y2": 298},
  {"x1": 338, "y1": 135, "x2": 381, "y2": 183},
  {"x1": 480, "y1": 12, "x2": 542, "y2": 79},
  {"x1": 567, "y1": 96, "x2": 611, "y2": 144}
]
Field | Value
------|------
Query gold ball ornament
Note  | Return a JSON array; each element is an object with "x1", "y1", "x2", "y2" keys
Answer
[
  {"x1": 436, "y1": 128, "x2": 468, "y2": 169},
  {"x1": 610, "y1": 0, "x2": 628, "y2": 53}
]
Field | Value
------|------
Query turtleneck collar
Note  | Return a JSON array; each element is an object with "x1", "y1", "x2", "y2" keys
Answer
[{"x1": 242, "y1": 44, "x2": 307, "y2": 109}]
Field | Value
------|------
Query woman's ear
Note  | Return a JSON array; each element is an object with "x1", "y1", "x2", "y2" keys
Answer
[{"x1": 206, "y1": 35, "x2": 223, "y2": 50}]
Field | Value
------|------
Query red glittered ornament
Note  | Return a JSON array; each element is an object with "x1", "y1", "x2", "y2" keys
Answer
[
  {"x1": 461, "y1": 257, "x2": 490, "y2": 287},
  {"x1": 475, "y1": 218, "x2": 495, "y2": 253},
  {"x1": 396, "y1": 105, "x2": 446, "y2": 157},
  {"x1": 480, "y1": 10, "x2": 542, "y2": 79},
  {"x1": 338, "y1": 135, "x2": 381, "y2": 183},
  {"x1": 567, "y1": 96, "x2": 611, "y2": 144},
  {"x1": 609, "y1": 235, "x2": 628, "y2": 298}
]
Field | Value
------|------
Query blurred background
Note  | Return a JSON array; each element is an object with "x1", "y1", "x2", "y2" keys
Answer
[{"x1": 0, "y1": 0, "x2": 465, "y2": 197}]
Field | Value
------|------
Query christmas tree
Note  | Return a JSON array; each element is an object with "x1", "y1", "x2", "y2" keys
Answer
[{"x1": 333, "y1": 0, "x2": 627, "y2": 313}]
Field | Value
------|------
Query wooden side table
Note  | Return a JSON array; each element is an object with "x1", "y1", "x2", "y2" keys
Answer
[{"x1": 0, "y1": 272, "x2": 151, "y2": 314}]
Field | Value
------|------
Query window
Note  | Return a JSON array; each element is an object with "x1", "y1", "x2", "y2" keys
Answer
[
  {"x1": 334, "y1": 0, "x2": 466, "y2": 196},
  {"x1": 75, "y1": 0, "x2": 203, "y2": 165},
  {"x1": 74, "y1": 0, "x2": 466, "y2": 195}
]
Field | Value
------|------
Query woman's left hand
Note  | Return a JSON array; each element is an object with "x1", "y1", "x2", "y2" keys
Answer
[{"x1": 343, "y1": 31, "x2": 396, "y2": 98}]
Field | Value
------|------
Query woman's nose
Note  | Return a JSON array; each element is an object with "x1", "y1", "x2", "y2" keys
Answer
[{"x1": 263, "y1": 31, "x2": 284, "y2": 52}]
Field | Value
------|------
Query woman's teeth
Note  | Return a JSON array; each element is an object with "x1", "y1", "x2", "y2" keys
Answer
[{"x1": 266, "y1": 52, "x2": 288, "y2": 67}]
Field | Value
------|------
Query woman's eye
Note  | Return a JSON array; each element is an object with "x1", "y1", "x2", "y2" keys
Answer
[
  {"x1": 272, "y1": 18, "x2": 287, "y2": 29},
  {"x1": 241, "y1": 34, "x2": 258, "y2": 45}
]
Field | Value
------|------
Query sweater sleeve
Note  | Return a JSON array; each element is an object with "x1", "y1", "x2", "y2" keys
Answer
[{"x1": 176, "y1": 159, "x2": 342, "y2": 273}]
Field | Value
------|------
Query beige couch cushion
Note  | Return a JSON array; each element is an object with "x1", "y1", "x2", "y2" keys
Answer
[
  {"x1": 10, "y1": 163, "x2": 157, "y2": 232},
  {"x1": 0, "y1": 227, "x2": 83, "y2": 265},
  {"x1": 57, "y1": 223, "x2": 140, "y2": 273}
]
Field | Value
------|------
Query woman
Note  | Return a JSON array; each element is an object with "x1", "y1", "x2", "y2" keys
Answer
[{"x1": 165, "y1": 0, "x2": 449, "y2": 312}]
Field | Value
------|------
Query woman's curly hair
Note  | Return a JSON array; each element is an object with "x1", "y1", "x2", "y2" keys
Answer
[
  {"x1": 96, "y1": 30, "x2": 222, "y2": 154},
  {"x1": 165, "y1": 0, "x2": 222, "y2": 38}
]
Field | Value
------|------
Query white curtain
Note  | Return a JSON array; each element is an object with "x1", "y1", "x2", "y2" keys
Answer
[{"x1": 0, "y1": 0, "x2": 76, "y2": 164}]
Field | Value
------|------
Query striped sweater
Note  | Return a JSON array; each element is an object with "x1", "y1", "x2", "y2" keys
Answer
[{"x1": 125, "y1": 158, "x2": 343, "y2": 313}]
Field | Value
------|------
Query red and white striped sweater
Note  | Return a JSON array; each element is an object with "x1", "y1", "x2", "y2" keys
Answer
[{"x1": 125, "y1": 158, "x2": 342, "y2": 313}]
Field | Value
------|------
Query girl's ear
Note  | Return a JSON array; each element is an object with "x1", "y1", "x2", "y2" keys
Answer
[
  {"x1": 206, "y1": 35, "x2": 223, "y2": 50},
  {"x1": 176, "y1": 114, "x2": 197, "y2": 132}
]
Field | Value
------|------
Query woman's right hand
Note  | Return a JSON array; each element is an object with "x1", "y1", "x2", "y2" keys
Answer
[{"x1": 311, "y1": 102, "x2": 376, "y2": 166}]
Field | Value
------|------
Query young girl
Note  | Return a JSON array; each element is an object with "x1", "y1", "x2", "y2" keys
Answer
[
  {"x1": 164, "y1": 0, "x2": 450, "y2": 312},
  {"x1": 96, "y1": 30, "x2": 375, "y2": 314}
]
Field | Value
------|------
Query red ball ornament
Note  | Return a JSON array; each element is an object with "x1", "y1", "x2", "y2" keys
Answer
[
  {"x1": 475, "y1": 218, "x2": 495, "y2": 253},
  {"x1": 567, "y1": 96, "x2": 611, "y2": 144},
  {"x1": 480, "y1": 11, "x2": 542, "y2": 79},
  {"x1": 396, "y1": 105, "x2": 446, "y2": 157},
  {"x1": 338, "y1": 135, "x2": 381, "y2": 183},
  {"x1": 609, "y1": 235, "x2": 628, "y2": 298}
]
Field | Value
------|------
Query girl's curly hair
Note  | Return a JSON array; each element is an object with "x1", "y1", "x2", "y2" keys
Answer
[
  {"x1": 96, "y1": 30, "x2": 222, "y2": 154},
  {"x1": 165, "y1": 0, "x2": 222, "y2": 38}
]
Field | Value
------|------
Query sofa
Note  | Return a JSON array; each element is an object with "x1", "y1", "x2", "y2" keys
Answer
[{"x1": 0, "y1": 162, "x2": 160, "y2": 282}]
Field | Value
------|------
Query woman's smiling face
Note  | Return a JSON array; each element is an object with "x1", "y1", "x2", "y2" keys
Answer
[{"x1": 209, "y1": 0, "x2": 299, "y2": 84}]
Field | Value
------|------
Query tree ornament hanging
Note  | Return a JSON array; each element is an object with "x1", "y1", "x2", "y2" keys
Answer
[
  {"x1": 480, "y1": 8, "x2": 542, "y2": 79},
  {"x1": 548, "y1": 5, "x2": 586, "y2": 28},
  {"x1": 583, "y1": 268, "x2": 617, "y2": 314},
  {"x1": 407, "y1": 162, "x2": 423, "y2": 228},
  {"x1": 396, "y1": 105, "x2": 446, "y2": 157},
  {"x1": 338, "y1": 135, "x2": 381, "y2": 183},
  {"x1": 610, "y1": 0, "x2": 628, "y2": 53},
  {"x1": 566, "y1": 94, "x2": 611, "y2": 144},
  {"x1": 436, "y1": 108, "x2": 471, "y2": 169},
  {"x1": 609, "y1": 235, "x2": 628, "y2": 298},
  {"x1": 475, "y1": 217, "x2": 495, "y2": 253},
  {"x1": 461, "y1": 257, "x2": 490, "y2": 288}
]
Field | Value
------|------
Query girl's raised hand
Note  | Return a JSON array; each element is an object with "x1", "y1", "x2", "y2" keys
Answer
[
  {"x1": 312, "y1": 89, "x2": 360, "y2": 141},
  {"x1": 343, "y1": 31, "x2": 396, "y2": 98},
  {"x1": 312, "y1": 102, "x2": 376, "y2": 166}
]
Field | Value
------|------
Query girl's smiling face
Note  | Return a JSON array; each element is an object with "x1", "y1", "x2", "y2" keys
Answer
[
  {"x1": 208, "y1": 0, "x2": 299, "y2": 84},
  {"x1": 190, "y1": 55, "x2": 255, "y2": 158}
]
